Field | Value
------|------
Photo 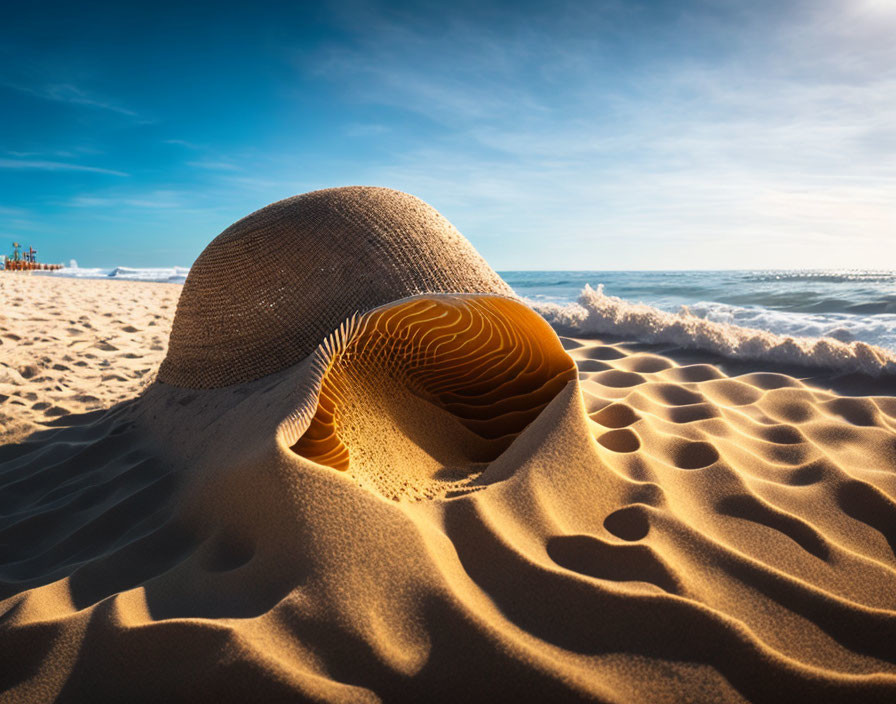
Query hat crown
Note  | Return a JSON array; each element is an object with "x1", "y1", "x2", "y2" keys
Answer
[{"x1": 158, "y1": 186, "x2": 514, "y2": 388}]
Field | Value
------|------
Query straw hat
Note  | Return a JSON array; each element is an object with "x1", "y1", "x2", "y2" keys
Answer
[{"x1": 159, "y1": 186, "x2": 516, "y2": 389}]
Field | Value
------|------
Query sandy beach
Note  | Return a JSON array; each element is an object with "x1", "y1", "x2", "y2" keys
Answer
[
  {"x1": 3, "y1": 276, "x2": 896, "y2": 702},
  {"x1": 0, "y1": 275, "x2": 180, "y2": 444},
  {"x1": 2, "y1": 189, "x2": 896, "y2": 702}
]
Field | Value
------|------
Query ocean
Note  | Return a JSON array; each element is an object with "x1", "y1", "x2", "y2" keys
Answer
[
  {"x1": 503, "y1": 270, "x2": 896, "y2": 352},
  {"x1": 37, "y1": 266, "x2": 896, "y2": 373}
]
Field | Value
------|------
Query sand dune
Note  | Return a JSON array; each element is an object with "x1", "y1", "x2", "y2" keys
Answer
[
  {"x1": 289, "y1": 295, "x2": 577, "y2": 500},
  {"x1": 1, "y1": 277, "x2": 895, "y2": 702}
]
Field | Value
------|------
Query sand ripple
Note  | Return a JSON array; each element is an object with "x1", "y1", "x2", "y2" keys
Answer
[{"x1": 289, "y1": 295, "x2": 577, "y2": 500}]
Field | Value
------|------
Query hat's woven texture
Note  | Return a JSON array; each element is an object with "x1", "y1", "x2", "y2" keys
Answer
[{"x1": 158, "y1": 186, "x2": 515, "y2": 388}]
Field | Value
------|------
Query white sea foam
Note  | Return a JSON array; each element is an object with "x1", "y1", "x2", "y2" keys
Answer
[
  {"x1": 684, "y1": 301, "x2": 896, "y2": 349},
  {"x1": 38, "y1": 265, "x2": 190, "y2": 283},
  {"x1": 532, "y1": 285, "x2": 896, "y2": 377}
]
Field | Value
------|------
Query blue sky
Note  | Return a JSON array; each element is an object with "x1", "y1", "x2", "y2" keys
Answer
[{"x1": 2, "y1": 0, "x2": 894, "y2": 269}]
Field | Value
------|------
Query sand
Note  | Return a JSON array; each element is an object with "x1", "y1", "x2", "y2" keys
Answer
[
  {"x1": 0, "y1": 275, "x2": 180, "y2": 443},
  {"x1": 2, "y1": 274, "x2": 896, "y2": 703}
]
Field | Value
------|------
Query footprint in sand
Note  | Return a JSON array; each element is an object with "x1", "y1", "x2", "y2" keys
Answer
[{"x1": 18, "y1": 364, "x2": 40, "y2": 379}]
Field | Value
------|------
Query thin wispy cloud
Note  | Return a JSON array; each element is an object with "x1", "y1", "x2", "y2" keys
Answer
[
  {"x1": 41, "y1": 83, "x2": 138, "y2": 117},
  {"x1": 68, "y1": 194, "x2": 181, "y2": 209},
  {"x1": 0, "y1": 159, "x2": 127, "y2": 176},
  {"x1": 4, "y1": 81, "x2": 138, "y2": 117},
  {"x1": 64, "y1": 189, "x2": 234, "y2": 220},
  {"x1": 186, "y1": 160, "x2": 240, "y2": 171},
  {"x1": 164, "y1": 139, "x2": 201, "y2": 149},
  {"x1": 345, "y1": 123, "x2": 390, "y2": 137}
]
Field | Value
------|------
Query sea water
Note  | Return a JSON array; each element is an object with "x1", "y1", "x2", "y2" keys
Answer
[{"x1": 503, "y1": 270, "x2": 896, "y2": 354}]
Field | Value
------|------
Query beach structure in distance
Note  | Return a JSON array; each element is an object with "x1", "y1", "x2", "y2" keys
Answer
[{"x1": 2, "y1": 241, "x2": 63, "y2": 271}]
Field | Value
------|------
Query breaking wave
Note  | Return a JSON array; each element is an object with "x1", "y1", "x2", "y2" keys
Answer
[
  {"x1": 741, "y1": 270, "x2": 896, "y2": 285},
  {"x1": 38, "y1": 265, "x2": 190, "y2": 283},
  {"x1": 532, "y1": 285, "x2": 896, "y2": 377}
]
